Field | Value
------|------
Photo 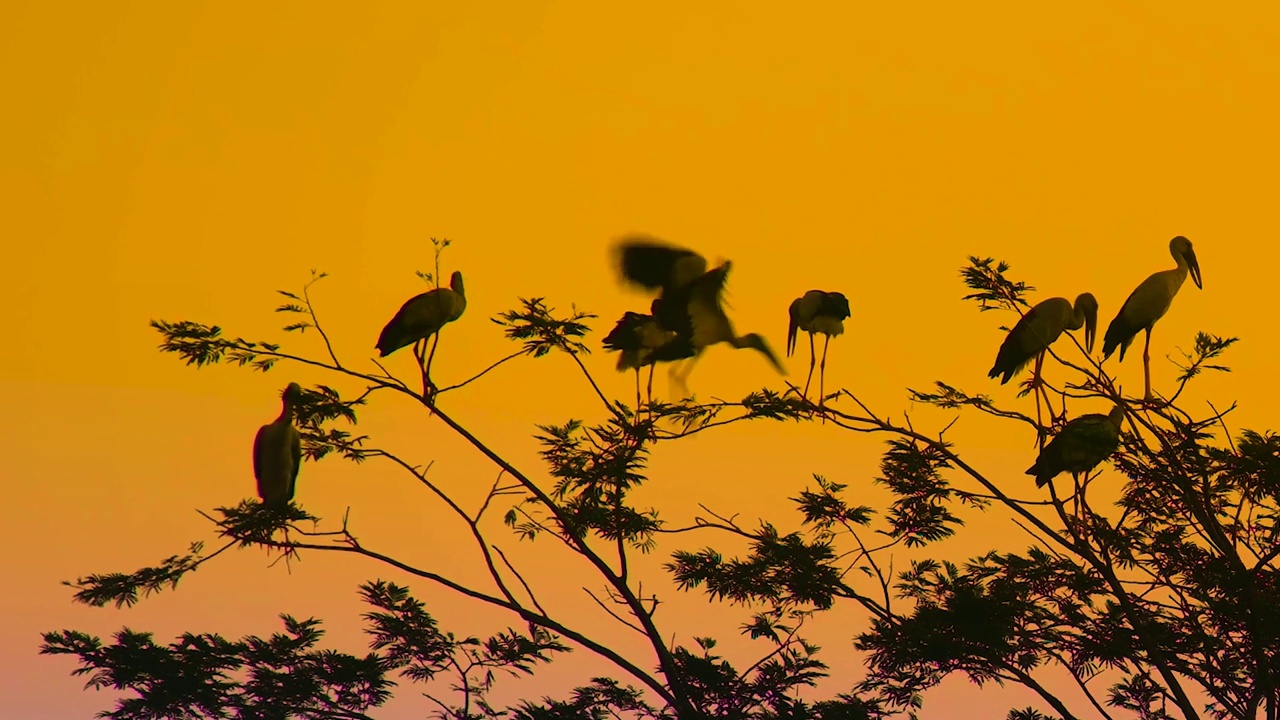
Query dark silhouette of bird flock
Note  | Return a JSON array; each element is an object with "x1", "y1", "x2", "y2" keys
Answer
[{"x1": 252, "y1": 234, "x2": 1203, "y2": 507}]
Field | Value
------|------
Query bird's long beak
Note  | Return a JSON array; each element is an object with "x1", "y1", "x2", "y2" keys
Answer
[
  {"x1": 1186, "y1": 247, "x2": 1203, "y2": 290},
  {"x1": 1084, "y1": 308, "x2": 1097, "y2": 355}
]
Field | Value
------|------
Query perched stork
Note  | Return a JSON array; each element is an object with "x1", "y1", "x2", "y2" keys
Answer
[
  {"x1": 787, "y1": 290, "x2": 851, "y2": 405},
  {"x1": 376, "y1": 270, "x2": 467, "y2": 360},
  {"x1": 1102, "y1": 236, "x2": 1202, "y2": 402},
  {"x1": 988, "y1": 293, "x2": 1098, "y2": 424},
  {"x1": 1026, "y1": 404, "x2": 1125, "y2": 488},
  {"x1": 613, "y1": 236, "x2": 785, "y2": 396},
  {"x1": 601, "y1": 298, "x2": 693, "y2": 407},
  {"x1": 253, "y1": 382, "x2": 303, "y2": 509}
]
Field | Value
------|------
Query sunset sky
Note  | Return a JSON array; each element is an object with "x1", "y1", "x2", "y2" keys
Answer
[{"x1": 3, "y1": 1, "x2": 1279, "y2": 717}]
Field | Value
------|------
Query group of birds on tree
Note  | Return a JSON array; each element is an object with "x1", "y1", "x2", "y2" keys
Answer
[
  {"x1": 250, "y1": 233, "x2": 1202, "y2": 507},
  {"x1": 603, "y1": 235, "x2": 850, "y2": 407},
  {"x1": 1011, "y1": 235, "x2": 1203, "y2": 489}
]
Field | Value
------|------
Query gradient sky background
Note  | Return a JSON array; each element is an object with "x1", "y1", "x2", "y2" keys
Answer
[{"x1": 3, "y1": 1, "x2": 1278, "y2": 718}]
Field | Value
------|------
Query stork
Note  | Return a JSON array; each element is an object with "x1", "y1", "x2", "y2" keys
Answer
[
  {"x1": 988, "y1": 293, "x2": 1098, "y2": 425},
  {"x1": 1026, "y1": 403, "x2": 1125, "y2": 488},
  {"x1": 1102, "y1": 236, "x2": 1202, "y2": 402},
  {"x1": 613, "y1": 236, "x2": 784, "y2": 396},
  {"x1": 601, "y1": 298, "x2": 693, "y2": 407},
  {"x1": 787, "y1": 290, "x2": 851, "y2": 405},
  {"x1": 253, "y1": 382, "x2": 303, "y2": 509},
  {"x1": 376, "y1": 270, "x2": 467, "y2": 377}
]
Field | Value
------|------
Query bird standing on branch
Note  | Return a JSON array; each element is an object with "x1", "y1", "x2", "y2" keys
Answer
[
  {"x1": 601, "y1": 298, "x2": 693, "y2": 407},
  {"x1": 1102, "y1": 236, "x2": 1202, "y2": 403},
  {"x1": 988, "y1": 292, "x2": 1098, "y2": 425},
  {"x1": 787, "y1": 290, "x2": 850, "y2": 406},
  {"x1": 377, "y1": 270, "x2": 467, "y2": 357},
  {"x1": 1026, "y1": 403, "x2": 1125, "y2": 489},
  {"x1": 253, "y1": 382, "x2": 303, "y2": 509}
]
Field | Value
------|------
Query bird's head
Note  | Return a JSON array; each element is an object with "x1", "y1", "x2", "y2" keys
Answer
[
  {"x1": 1170, "y1": 236, "x2": 1202, "y2": 290},
  {"x1": 1108, "y1": 402, "x2": 1126, "y2": 428},
  {"x1": 282, "y1": 382, "x2": 303, "y2": 404},
  {"x1": 448, "y1": 270, "x2": 466, "y2": 296},
  {"x1": 1075, "y1": 292, "x2": 1099, "y2": 354}
]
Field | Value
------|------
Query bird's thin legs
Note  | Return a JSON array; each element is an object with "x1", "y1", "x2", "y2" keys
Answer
[
  {"x1": 672, "y1": 354, "x2": 701, "y2": 399},
  {"x1": 1037, "y1": 363, "x2": 1059, "y2": 424},
  {"x1": 634, "y1": 369, "x2": 642, "y2": 413},
  {"x1": 1142, "y1": 328, "x2": 1153, "y2": 402},
  {"x1": 819, "y1": 334, "x2": 831, "y2": 418},
  {"x1": 803, "y1": 332, "x2": 816, "y2": 400},
  {"x1": 646, "y1": 365, "x2": 656, "y2": 408},
  {"x1": 1033, "y1": 351, "x2": 1047, "y2": 449}
]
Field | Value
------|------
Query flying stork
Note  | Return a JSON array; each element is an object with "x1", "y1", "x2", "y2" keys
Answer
[
  {"x1": 1026, "y1": 403, "x2": 1125, "y2": 488},
  {"x1": 1102, "y1": 236, "x2": 1202, "y2": 402},
  {"x1": 376, "y1": 270, "x2": 468, "y2": 372},
  {"x1": 988, "y1": 293, "x2": 1098, "y2": 424},
  {"x1": 613, "y1": 236, "x2": 785, "y2": 396},
  {"x1": 253, "y1": 382, "x2": 303, "y2": 509},
  {"x1": 787, "y1": 290, "x2": 851, "y2": 405}
]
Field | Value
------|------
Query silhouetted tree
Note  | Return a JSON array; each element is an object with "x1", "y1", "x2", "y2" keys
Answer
[{"x1": 42, "y1": 240, "x2": 1279, "y2": 720}]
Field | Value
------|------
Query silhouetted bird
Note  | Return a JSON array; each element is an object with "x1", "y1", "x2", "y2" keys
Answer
[
  {"x1": 602, "y1": 299, "x2": 695, "y2": 406},
  {"x1": 1102, "y1": 236, "x2": 1203, "y2": 402},
  {"x1": 1026, "y1": 404, "x2": 1125, "y2": 488},
  {"x1": 253, "y1": 382, "x2": 303, "y2": 509},
  {"x1": 376, "y1": 271, "x2": 467, "y2": 359},
  {"x1": 989, "y1": 293, "x2": 1098, "y2": 423},
  {"x1": 787, "y1": 289, "x2": 851, "y2": 404},
  {"x1": 612, "y1": 236, "x2": 785, "y2": 396}
]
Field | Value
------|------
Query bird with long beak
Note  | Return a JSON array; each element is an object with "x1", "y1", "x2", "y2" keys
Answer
[
  {"x1": 988, "y1": 293, "x2": 1098, "y2": 425},
  {"x1": 253, "y1": 382, "x2": 303, "y2": 509},
  {"x1": 1102, "y1": 236, "x2": 1203, "y2": 402}
]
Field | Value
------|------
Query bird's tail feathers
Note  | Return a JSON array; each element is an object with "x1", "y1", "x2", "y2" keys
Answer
[{"x1": 1101, "y1": 315, "x2": 1132, "y2": 361}]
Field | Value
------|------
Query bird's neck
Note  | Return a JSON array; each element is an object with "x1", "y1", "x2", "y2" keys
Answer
[{"x1": 278, "y1": 403, "x2": 295, "y2": 423}]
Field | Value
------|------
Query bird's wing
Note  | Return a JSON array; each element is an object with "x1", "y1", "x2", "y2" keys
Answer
[
  {"x1": 252, "y1": 426, "x2": 267, "y2": 481},
  {"x1": 602, "y1": 312, "x2": 647, "y2": 350},
  {"x1": 1063, "y1": 414, "x2": 1120, "y2": 447},
  {"x1": 615, "y1": 237, "x2": 704, "y2": 291},
  {"x1": 288, "y1": 427, "x2": 302, "y2": 501},
  {"x1": 1103, "y1": 273, "x2": 1172, "y2": 357},
  {"x1": 990, "y1": 302, "x2": 1051, "y2": 379},
  {"x1": 376, "y1": 289, "x2": 452, "y2": 355},
  {"x1": 821, "y1": 292, "x2": 851, "y2": 320},
  {"x1": 687, "y1": 264, "x2": 731, "y2": 348},
  {"x1": 1051, "y1": 413, "x2": 1121, "y2": 471}
]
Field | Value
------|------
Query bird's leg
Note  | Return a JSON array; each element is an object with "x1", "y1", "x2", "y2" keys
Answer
[
  {"x1": 1142, "y1": 328, "x2": 1153, "y2": 403},
  {"x1": 819, "y1": 334, "x2": 831, "y2": 420},
  {"x1": 646, "y1": 365, "x2": 656, "y2": 408},
  {"x1": 1033, "y1": 351, "x2": 1047, "y2": 446},
  {"x1": 634, "y1": 369, "x2": 642, "y2": 414},
  {"x1": 1037, "y1": 361, "x2": 1060, "y2": 424},
  {"x1": 423, "y1": 332, "x2": 442, "y2": 402},
  {"x1": 674, "y1": 354, "x2": 701, "y2": 398},
  {"x1": 803, "y1": 332, "x2": 816, "y2": 401}
]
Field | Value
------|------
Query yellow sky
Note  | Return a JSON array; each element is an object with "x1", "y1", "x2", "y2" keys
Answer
[{"x1": 3, "y1": 1, "x2": 1278, "y2": 716}]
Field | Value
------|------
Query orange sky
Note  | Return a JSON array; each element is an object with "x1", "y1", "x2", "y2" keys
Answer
[{"x1": 3, "y1": 1, "x2": 1278, "y2": 717}]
